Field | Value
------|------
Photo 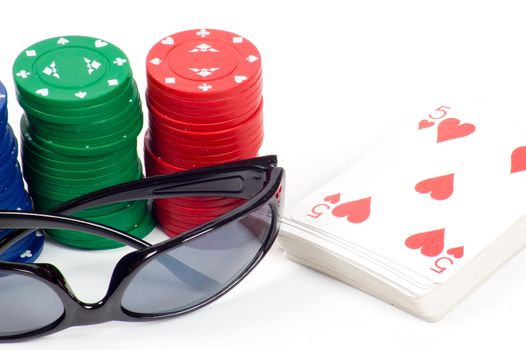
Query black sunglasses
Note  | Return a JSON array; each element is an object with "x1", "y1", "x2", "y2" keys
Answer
[{"x1": 0, "y1": 155, "x2": 284, "y2": 341}]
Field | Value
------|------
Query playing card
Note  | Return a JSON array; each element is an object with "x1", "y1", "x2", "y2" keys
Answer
[{"x1": 287, "y1": 103, "x2": 526, "y2": 284}]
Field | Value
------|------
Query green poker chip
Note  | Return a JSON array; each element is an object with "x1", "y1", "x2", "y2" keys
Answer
[
  {"x1": 14, "y1": 35, "x2": 154, "y2": 250},
  {"x1": 24, "y1": 108, "x2": 143, "y2": 147},
  {"x1": 21, "y1": 136, "x2": 138, "y2": 170},
  {"x1": 29, "y1": 190, "x2": 131, "y2": 217},
  {"x1": 21, "y1": 116, "x2": 141, "y2": 157},
  {"x1": 25, "y1": 99, "x2": 142, "y2": 137},
  {"x1": 13, "y1": 36, "x2": 132, "y2": 108},
  {"x1": 46, "y1": 208, "x2": 156, "y2": 250},
  {"x1": 22, "y1": 160, "x2": 142, "y2": 193},
  {"x1": 16, "y1": 81, "x2": 139, "y2": 125}
]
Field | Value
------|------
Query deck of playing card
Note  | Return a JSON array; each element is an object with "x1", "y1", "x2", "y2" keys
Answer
[{"x1": 279, "y1": 104, "x2": 526, "y2": 321}]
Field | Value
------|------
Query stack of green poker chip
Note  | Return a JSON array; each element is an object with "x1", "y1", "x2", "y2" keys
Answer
[{"x1": 13, "y1": 36, "x2": 155, "y2": 249}]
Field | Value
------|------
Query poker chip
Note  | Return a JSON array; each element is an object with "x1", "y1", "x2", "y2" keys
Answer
[
  {"x1": 145, "y1": 29, "x2": 264, "y2": 237},
  {"x1": 0, "y1": 80, "x2": 44, "y2": 262},
  {"x1": 13, "y1": 36, "x2": 154, "y2": 249}
]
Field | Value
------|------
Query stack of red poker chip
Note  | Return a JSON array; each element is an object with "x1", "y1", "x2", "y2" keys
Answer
[{"x1": 145, "y1": 29, "x2": 263, "y2": 237}]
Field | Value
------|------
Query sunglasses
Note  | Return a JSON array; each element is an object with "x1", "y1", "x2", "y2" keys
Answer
[{"x1": 0, "y1": 155, "x2": 284, "y2": 341}]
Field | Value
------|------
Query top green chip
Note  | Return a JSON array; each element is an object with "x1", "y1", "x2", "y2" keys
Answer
[{"x1": 13, "y1": 36, "x2": 132, "y2": 107}]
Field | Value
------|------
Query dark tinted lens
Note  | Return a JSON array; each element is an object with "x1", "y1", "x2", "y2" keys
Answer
[
  {"x1": 121, "y1": 204, "x2": 273, "y2": 315},
  {"x1": 0, "y1": 272, "x2": 64, "y2": 337}
]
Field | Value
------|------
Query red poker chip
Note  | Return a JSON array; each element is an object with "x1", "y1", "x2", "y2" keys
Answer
[
  {"x1": 148, "y1": 118, "x2": 263, "y2": 152},
  {"x1": 150, "y1": 131, "x2": 263, "y2": 164},
  {"x1": 148, "y1": 122, "x2": 263, "y2": 151},
  {"x1": 147, "y1": 96, "x2": 262, "y2": 132},
  {"x1": 146, "y1": 87, "x2": 262, "y2": 118},
  {"x1": 154, "y1": 198, "x2": 244, "y2": 217},
  {"x1": 145, "y1": 66, "x2": 262, "y2": 104},
  {"x1": 146, "y1": 29, "x2": 262, "y2": 100},
  {"x1": 148, "y1": 124, "x2": 263, "y2": 156},
  {"x1": 146, "y1": 90, "x2": 263, "y2": 122},
  {"x1": 146, "y1": 71, "x2": 262, "y2": 109},
  {"x1": 154, "y1": 137, "x2": 262, "y2": 168},
  {"x1": 156, "y1": 217, "x2": 191, "y2": 237},
  {"x1": 148, "y1": 102, "x2": 263, "y2": 141},
  {"x1": 147, "y1": 123, "x2": 263, "y2": 154},
  {"x1": 147, "y1": 101, "x2": 260, "y2": 133}
]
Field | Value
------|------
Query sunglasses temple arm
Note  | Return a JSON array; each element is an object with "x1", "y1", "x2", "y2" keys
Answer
[
  {"x1": 0, "y1": 168, "x2": 267, "y2": 252},
  {"x1": 0, "y1": 212, "x2": 150, "y2": 252},
  {"x1": 52, "y1": 169, "x2": 267, "y2": 214}
]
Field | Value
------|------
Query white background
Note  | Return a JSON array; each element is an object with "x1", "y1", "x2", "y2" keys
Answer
[{"x1": 2, "y1": 0, "x2": 526, "y2": 348}]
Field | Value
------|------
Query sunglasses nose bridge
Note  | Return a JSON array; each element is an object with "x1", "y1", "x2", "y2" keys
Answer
[{"x1": 69, "y1": 300, "x2": 115, "y2": 326}]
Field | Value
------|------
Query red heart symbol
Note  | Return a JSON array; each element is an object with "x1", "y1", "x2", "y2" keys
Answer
[
  {"x1": 511, "y1": 146, "x2": 526, "y2": 174},
  {"x1": 447, "y1": 246, "x2": 464, "y2": 259},
  {"x1": 324, "y1": 193, "x2": 341, "y2": 204},
  {"x1": 405, "y1": 228, "x2": 445, "y2": 257},
  {"x1": 436, "y1": 118, "x2": 476, "y2": 143},
  {"x1": 415, "y1": 173, "x2": 454, "y2": 200},
  {"x1": 331, "y1": 197, "x2": 371, "y2": 224},
  {"x1": 418, "y1": 119, "x2": 434, "y2": 130}
]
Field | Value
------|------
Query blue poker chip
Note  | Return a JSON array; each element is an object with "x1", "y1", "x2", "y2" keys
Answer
[
  {"x1": 0, "y1": 166, "x2": 26, "y2": 204},
  {"x1": 0, "y1": 127, "x2": 17, "y2": 166},
  {"x1": 1, "y1": 232, "x2": 45, "y2": 263},
  {"x1": 0, "y1": 81, "x2": 6, "y2": 128},
  {"x1": 0, "y1": 193, "x2": 43, "y2": 263},
  {"x1": 0, "y1": 83, "x2": 45, "y2": 263}
]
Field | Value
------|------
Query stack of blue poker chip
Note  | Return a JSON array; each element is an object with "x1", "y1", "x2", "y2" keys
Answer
[{"x1": 0, "y1": 81, "x2": 44, "y2": 262}]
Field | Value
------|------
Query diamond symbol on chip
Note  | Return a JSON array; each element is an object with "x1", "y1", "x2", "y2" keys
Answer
[
  {"x1": 165, "y1": 77, "x2": 176, "y2": 84},
  {"x1": 25, "y1": 50, "x2": 36, "y2": 57},
  {"x1": 16, "y1": 70, "x2": 31, "y2": 79},
  {"x1": 189, "y1": 43, "x2": 220, "y2": 53},
  {"x1": 189, "y1": 67, "x2": 219, "y2": 77},
  {"x1": 196, "y1": 29, "x2": 210, "y2": 38},
  {"x1": 113, "y1": 58, "x2": 127, "y2": 66},
  {"x1": 107, "y1": 79, "x2": 119, "y2": 86},
  {"x1": 0, "y1": 94, "x2": 5, "y2": 100},
  {"x1": 43, "y1": 61, "x2": 60, "y2": 79},
  {"x1": 232, "y1": 36, "x2": 243, "y2": 44},
  {"x1": 84, "y1": 57, "x2": 101, "y2": 75},
  {"x1": 198, "y1": 83, "x2": 212, "y2": 92}
]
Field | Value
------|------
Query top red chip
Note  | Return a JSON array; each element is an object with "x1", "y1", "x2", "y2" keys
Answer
[{"x1": 146, "y1": 29, "x2": 262, "y2": 100}]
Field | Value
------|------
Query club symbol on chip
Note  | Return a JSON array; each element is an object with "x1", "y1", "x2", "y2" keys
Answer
[
  {"x1": 16, "y1": 70, "x2": 31, "y2": 79},
  {"x1": 113, "y1": 58, "x2": 127, "y2": 66},
  {"x1": 20, "y1": 250, "x2": 32, "y2": 258},
  {"x1": 196, "y1": 29, "x2": 210, "y2": 38},
  {"x1": 198, "y1": 83, "x2": 212, "y2": 92}
]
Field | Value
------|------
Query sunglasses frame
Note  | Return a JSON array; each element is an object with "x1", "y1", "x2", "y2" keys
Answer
[{"x1": 0, "y1": 155, "x2": 284, "y2": 341}]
